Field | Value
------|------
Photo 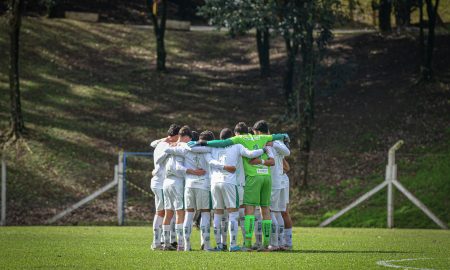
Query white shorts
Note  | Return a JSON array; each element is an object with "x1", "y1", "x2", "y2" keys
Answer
[
  {"x1": 238, "y1": 186, "x2": 244, "y2": 206},
  {"x1": 163, "y1": 184, "x2": 184, "y2": 210},
  {"x1": 151, "y1": 187, "x2": 164, "y2": 211},
  {"x1": 282, "y1": 186, "x2": 290, "y2": 206},
  {"x1": 185, "y1": 188, "x2": 210, "y2": 210},
  {"x1": 270, "y1": 188, "x2": 287, "y2": 212},
  {"x1": 211, "y1": 183, "x2": 239, "y2": 210}
]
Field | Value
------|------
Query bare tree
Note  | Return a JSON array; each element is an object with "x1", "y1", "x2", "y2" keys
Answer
[{"x1": 8, "y1": 0, "x2": 25, "y2": 140}]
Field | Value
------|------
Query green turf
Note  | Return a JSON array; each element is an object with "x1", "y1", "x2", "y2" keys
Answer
[{"x1": 0, "y1": 227, "x2": 449, "y2": 269}]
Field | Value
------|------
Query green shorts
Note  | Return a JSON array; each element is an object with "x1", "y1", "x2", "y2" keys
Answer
[{"x1": 243, "y1": 175, "x2": 272, "y2": 206}]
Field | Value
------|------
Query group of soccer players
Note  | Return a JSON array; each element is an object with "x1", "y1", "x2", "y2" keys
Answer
[{"x1": 149, "y1": 120, "x2": 293, "y2": 252}]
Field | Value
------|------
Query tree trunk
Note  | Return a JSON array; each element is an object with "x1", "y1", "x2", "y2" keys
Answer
[
  {"x1": 149, "y1": 0, "x2": 167, "y2": 72},
  {"x1": 283, "y1": 36, "x2": 298, "y2": 117},
  {"x1": 379, "y1": 0, "x2": 392, "y2": 32},
  {"x1": 256, "y1": 29, "x2": 270, "y2": 78},
  {"x1": 421, "y1": 0, "x2": 440, "y2": 81},
  {"x1": 395, "y1": 0, "x2": 412, "y2": 29},
  {"x1": 418, "y1": 0, "x2": 425, "y2": 67},
  {"x1": 298, "y1": 25, "x2": 316, "y2": 188},
  {"x1": 8, "y1": 0, "x2": 25, "y2": 139}
]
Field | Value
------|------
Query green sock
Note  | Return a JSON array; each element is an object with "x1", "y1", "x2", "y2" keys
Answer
[
  {"x1": 262, "y1": 219, "x2": 272, "y2": 247},
  {"x1": 244, "y1": 215, "x2": 255, "y2": 248}
]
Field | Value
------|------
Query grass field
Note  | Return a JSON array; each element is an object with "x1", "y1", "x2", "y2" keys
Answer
[{"x1": 0, "y1": 227, "x2": 449, "y2": 269}]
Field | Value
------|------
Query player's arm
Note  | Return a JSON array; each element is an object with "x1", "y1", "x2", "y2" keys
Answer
[
  {"x1": 272, "y1": 140, "x2": 291, "y2": 157},
  {"x1": 188, "y1": 146, "x2": 212, "y2": 153},
  {"x1": 204, "y1": 153, "x2": 236, "y2": 173},
  {"x1": 150, "y1": 138, "x2": 164, "y2": 148},
  {"x1": 174, "y1": 156, "x2": 205, "y2": 176},
  {"x1": 249, "y1": 147, "x2": 275, "y2": 166},
  {"x1": 238, "y1": 144, "x2": 264, "y2": 159},
  {"x1": 188, "y1": 138, "x2": 234, "y2": 148},
  {"x1": 164, "y1": 145, "x2": 187, "y2": 156},
  {"x1": 268, "y1": 133, "x2": 290, "y2": 142}
]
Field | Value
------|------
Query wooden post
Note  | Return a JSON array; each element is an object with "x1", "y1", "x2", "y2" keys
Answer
[{"x1": 1, "y1": 159, "x2": 6, "y2": 226}]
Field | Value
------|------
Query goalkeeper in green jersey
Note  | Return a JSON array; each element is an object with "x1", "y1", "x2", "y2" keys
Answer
[{"x1": 189, "y1": 121, "x2": 289, "y2": 250}]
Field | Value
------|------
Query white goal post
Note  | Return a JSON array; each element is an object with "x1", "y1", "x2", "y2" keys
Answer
[{"x1": 320, "y1": 140, "x2": 448, "y2": 229}]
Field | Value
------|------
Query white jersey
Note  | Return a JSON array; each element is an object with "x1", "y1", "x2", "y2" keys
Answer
[
  {"x1": 150, "y1": 140, "x2": 169, "y2": 189},
  {"x1": 162, "y1": 149, "x2": 186, "y2": 188},
  {"x1": 165, "y1": 143, "x2": 210, "y2": 191},
  {"x1": 205, "y1": 144, "x2": 263, "y2": 186},
  {"x1": 236, "y1": 155, "x2": 245, "y2": 187},
  {"x1": 270, "y1": 140, "x2": 290, "y2": 189}
]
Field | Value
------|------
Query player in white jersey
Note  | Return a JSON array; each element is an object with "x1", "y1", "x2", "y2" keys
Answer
[
  {"x1": 150, "y1": 124, "x2": 180, "y2": 250},
  {"x1": 267, "y1": 139, "x2": 290, "y2": 251},
  {"x1": 195, "y1": 128, "x2": 265, "y2": 252},
  {"x1": 280, "y1": 158, "x2": 293, "y2": 250},
  {"x1": 158, "y1": 126, "x2": 206, "y2": 251},
  {"x1": 164, "y1": 130, "x2": 216, "y2": 251}
]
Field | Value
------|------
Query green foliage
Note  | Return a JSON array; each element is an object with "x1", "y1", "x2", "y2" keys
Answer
[{"x1": 198, "y1": 0, "x2": 276, "y2": 35}]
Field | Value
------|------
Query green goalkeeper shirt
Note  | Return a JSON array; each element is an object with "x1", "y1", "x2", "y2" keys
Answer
[
  {"x1": 230, "y1": 134, "x2": 273, "y2": 177},
  {"x1": 205, "y1": 133, "x2": 286, "y2": 177}
]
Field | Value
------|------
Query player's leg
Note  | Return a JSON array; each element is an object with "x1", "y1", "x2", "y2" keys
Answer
[
  {"x1": 183, "y1": 188, "x2": 195, "y2": 251},
  {"x1": 275, "y1": 188, "x2": 287, "y2": 250},
  {"x1": 221, "y1": 210, "x2": 228, "y2": 250},
  {"x1": 270, "y1": 211, "x2": 279, "y2": 249},
  {"x1": 282, "y1": 186, "x2": 293, "y2": 250},
  {"x1": 151, "y1": 187, "x2": 165, "y2": 250},
  {"x1": 243, "y1": 176, "x2": 262, "y2": 249},
  {"x1": 162, "y1": 185, "x2": 175, "y2": 250},
  {"x1": 269, "y1": 188, "x2": 284, "y2": 250},
  {"x1": 198, "y1": 189, "x2": 211, "y2": 251},
  {"x1": 170, "y1": 216, "x2": 176, "y2": 246},
  {"x1": 174, "y1": 184, "x2": 185, "y2": 251},
  {"x1": 211, "y1": 183, "x2": 224, "y2": 250},
  {"x1": 282, "y1": 205, "x2": 293, "y2": 250},
  {"x1": 253, "y1": 207, "x2": 263, "y2": 249},
  {"x1": 238, "y1": 185, "x2": 246, "y2": 244},
  {"x1": 260, "y1": 175, "x2": 273, "y2": 250},
  {"x1": 224, "y1": 183, "x2": 240, "y2": 251}
]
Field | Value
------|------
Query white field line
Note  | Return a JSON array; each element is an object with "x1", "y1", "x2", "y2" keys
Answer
[{"x1": 376, "y1": 258, "x2": 435, "y2": 270}]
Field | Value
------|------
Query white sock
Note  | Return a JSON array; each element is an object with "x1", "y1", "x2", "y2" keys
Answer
[
  {"x1": 183, "y1": 212, "x2": 194, "y2": 251},
  {"x1": 200, "y1": 212, "x2": 211, "y2": 250},
  {"x1": 270, "y1": 212, "x2": 279, "y2": 247},
  {"x1": 239, "y1": 208, "x2": 245, "y2": 242},
  {"x1": 213, "y1": 213, "x2": 223, "y2": 249},
  {"x1": 255, "y1": 208, "x2": 262, "y2": 246},
  {"x1": 221, "y1": 213, "x2": 228, "y2": 246},
  {"x1": 285, "y1": 228, "x2": 293, "y2": 247},
  {"x1": 170, "y1": 217, "x2": 176, "y2": 243},
  {"x1": 175, "y1": 223, "x2": 184, "y2": 248},
  {"x1": 275, "y1": 212, "x2": 285, "y2": 246},
  {"x1": 228, "y1": 211, "x2": 239, "y2": 248},
  {"x1": 162, "y1": 224, "x2": 171, "y2": 245},
  {"x1": 152, "y1": 215, "x2": 163, "y2": 247}
]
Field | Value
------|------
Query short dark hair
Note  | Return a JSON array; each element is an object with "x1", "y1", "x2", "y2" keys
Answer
[
  {"x1": 191, "y1": 131, "x2": 199, "y2": 141},
  {"x1": 167, "y1": 124, "x2": 181, "y2": 137},
  {"x1": 220, "y1": 128, "x2": 233, "y2": 140},
  {"x1": 234, "y1": 122, "x2": 248, "y2": 134},
  {"x1": 253, "y1": 120, "x2": 269, "y2": 134},
  {"x1": 179, "y1": 125, "x2": 192, "y2": 138},
  {"x1": 199, "y1": 130, "x2": 215, "y2": 141},
  {"x1": 247, "y1": 127, "x2": 254, "y2": 135}
]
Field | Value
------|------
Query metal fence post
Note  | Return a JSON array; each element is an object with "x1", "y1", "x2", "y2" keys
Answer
[
  {"x1": 1, "y1": 159, "x2": 6, "y2": 226},
  {"x1": 117, "y1": 153, "x2": 124, "y2": 226}
]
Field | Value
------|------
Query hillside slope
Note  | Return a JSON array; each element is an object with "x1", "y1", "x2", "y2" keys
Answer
[{"x1": 0, "y1": 17, "x2": 449, "y2": 227}]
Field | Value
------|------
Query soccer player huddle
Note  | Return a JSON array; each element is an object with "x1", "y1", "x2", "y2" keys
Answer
[{"x1": 150, "y1": 120, "x2": 293, "y2": 252}]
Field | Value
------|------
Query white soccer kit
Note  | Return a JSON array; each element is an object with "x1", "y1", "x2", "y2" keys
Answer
[
  {"x1": 150, "y1": 140, "x2": 169, "y2": 211},
  {"x1": 159, "y1": 148, "x2": 186, "y2": 211},
  {"x1": 270, "y1": 141, "x2": 291, "y2": 211},
  {"x1": 165, "y1": 143, "x2": 212, "y2": 210},
  {"x1": 206, "y1": 145, "x2": 263, "y2": 210}
]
